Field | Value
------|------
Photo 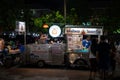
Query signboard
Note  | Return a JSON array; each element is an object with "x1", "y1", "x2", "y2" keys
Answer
[
  {"x1": 65, "y1": 28, "x2": 103, "y2": 35},
  {"x1": 49, "y1": 25, "x2": 61, "y2": 37},
  {"x1": 16, "y1": 21, "x2": 26, "y2": 32}
]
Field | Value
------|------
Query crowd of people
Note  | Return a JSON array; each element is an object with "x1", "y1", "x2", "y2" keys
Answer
[
  {"x1": 88, "y1": 35, "x2": 118, "y2": 80},
  {"x1": 0, "y1": 38, "x2": 25, "y2": 67}
]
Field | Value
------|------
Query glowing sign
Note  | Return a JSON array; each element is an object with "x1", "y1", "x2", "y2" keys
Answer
[
  {"x1": 49, "y1": 25, "x2": 61, "y2": 37},
  {"x1": 16, "y1": 21, "x2": 25, "y2": 32}
]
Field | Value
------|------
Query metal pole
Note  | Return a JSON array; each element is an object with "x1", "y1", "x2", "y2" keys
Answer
[
  {"x1": 24, "y1": 23, "x2": 27, "y2": 65},
  {"x1": 24, "y1": 31, "x2": 26, "y2": 46},
  {"x1": 64, "y1": 0, "x2": 67, "y2": 25},
  {"x1": 24, "y1": 22, "x2": 26, "y2": 46}
]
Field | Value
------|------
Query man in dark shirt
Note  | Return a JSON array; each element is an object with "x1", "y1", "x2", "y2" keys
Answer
[{"x1": 96, "y1": 35, "x2": 111, "y2": 79}]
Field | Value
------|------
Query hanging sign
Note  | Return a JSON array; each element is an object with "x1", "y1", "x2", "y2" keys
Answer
[
  {"x1": 49, "y1": 25, "x2": 61, "y2": 37},
  {"x1": 15, "y1": 21, "x2": 26, "y2": 32}
]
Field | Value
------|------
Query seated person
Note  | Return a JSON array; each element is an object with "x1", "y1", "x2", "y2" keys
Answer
[
  {"x1": 7, "y1": 41, "x2": 20, "y2": 54},
  {"x1": 0, "y1": 38, "x2": 9, "y2": 65}
]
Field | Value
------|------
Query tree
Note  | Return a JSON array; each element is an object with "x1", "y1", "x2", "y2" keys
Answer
[
  {"x1": 33, "y1": 11, "x2": 65, "y2": 33},
  {"x1": 66, "y1": 8, "x2": 79, "y2": 24},
  {"x1": 0, "y1": 0, "x2": 25, "y2": 32},
  {"x1": 0, "y1": 8, "x2": 19, "y2": 31}
]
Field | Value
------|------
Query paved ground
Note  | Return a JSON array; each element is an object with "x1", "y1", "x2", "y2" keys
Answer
[
  {"x1": 0, "y1": 63, "x2": 119, "y2": 80},
  {"x1": 6, "y1": 67, "x2": 90, "y2": 80}
]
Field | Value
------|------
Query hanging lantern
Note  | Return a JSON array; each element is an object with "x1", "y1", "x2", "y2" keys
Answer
[{"x1": 43, "y1": 24, "x2": 49, "y2": 29}]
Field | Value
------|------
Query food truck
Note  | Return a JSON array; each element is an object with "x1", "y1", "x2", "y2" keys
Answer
[
  {"x1": 25, "y1": 25, "x2": 103, "y2": 68},
  {"x1": 64, "y1": 25, "x2": 103, "y2": 68}
]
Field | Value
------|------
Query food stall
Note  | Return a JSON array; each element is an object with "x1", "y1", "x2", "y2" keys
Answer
[
  {"x1": 25, "y1": 25, "x2": 103, "y2": 68},
  {"x1": 64, "y1": 25, "x2": 103, "y2": 68}
]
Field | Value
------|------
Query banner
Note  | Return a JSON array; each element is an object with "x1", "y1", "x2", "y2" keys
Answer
[{"x1": 65, "y1": 28, "x2": 103, "y2": 35}]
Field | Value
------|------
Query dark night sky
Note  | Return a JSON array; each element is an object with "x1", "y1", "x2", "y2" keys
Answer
[
  {"x1": 0, "y1": 0, "x2": 119, "y2": 10},
  {"x1": 24, "y1": 0, "x2": 64, "y2": 10},
  {"x1": 24, "y1": 0, "x2": 114, "y2": 10},
  {"x1": 0, "y1": 0, "x2": 119, "y2": 17},
  {"x1": 24, "y1": 0, "x2": 120, "y2": 15},
  {"x1": 24, "y1": 0, "x2": 120, "y2": 16}
]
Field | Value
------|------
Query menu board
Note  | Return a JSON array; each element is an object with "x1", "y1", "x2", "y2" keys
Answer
[
  {"x1": 67, "y1": 34, "x2": 82, "y2": 50},
  {"x1": 67, "y1": 34, "x2": 89, "y2": 53}
]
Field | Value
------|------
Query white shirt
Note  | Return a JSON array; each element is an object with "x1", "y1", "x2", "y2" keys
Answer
[{"x1": 89, "y1": 51, "x2": 96, "y2": 58}]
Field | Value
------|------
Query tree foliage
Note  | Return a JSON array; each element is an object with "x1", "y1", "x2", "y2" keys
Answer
[
  {"x1": 33, "y1": 8, "x2": 79, "y2": 30},
  {"x1": 33, "y1": 10, "x2": 65, "y2": 31},
  {"x1": 66, "y1": 8, "x2": 79, "y2": 24},
  {"x1": 0, "y1": 8, "x2": 19, "y2": 31}
]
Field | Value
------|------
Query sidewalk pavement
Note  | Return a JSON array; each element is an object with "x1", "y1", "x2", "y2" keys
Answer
[
  {"x1": 0, "y1": 63, "x2": 120, "y2": 80},
  {"x1": 0, "y1": 67, "x2": 13, "y2": 80},
  {"x1": 94, "y1": 63, "x2": 120, "y2": 80},
  {"x1": 113, "y1": 63, "x2": 120, "y2": 80}
]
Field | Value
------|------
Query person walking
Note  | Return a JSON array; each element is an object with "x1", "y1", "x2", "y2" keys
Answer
[
  {"x1": 89, "y1": 38, "x2": 98, "y2": 80},
  {"x1": 96, "y1": 35, "x2": 111, "y2": 80},
  {"x1": 109, "y1": 40, "x2": 117, "y2": 77}
]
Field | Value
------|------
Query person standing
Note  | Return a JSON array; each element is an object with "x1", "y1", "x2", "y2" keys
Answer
[
  {"x1": 109, "y1": 40, "x2": 117, "y2": 77},
  {"x1": 82, "y1": 36, "x2": 91, "y2": 49},
  {"x1": 96, "y1": 35, "x2": 111, "y2": 80},
  {"x1": 89, "y1": 38, "x2": 98, "y2": 80}
]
